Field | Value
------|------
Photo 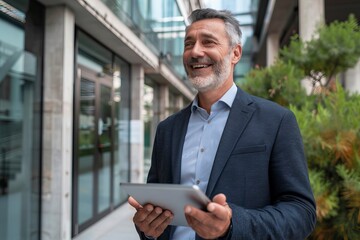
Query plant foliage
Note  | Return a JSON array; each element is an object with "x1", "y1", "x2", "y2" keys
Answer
[
  {"x1": 242, "y1": 61, "x2": 307, "y2": 107},
  {"x1": 290, "y1": 85, "x2": 360, "y2": 239},
  {"x1": 240, "y1": 15, "x2": 360, "y2": 239},
  {"x1": 280, "y1": 15, "x2": 360, "y2": 93}
]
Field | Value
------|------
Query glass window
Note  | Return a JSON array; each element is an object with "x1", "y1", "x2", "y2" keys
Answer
[
  {"x1": 102, "y1": 0, "x2": 188, "y2": 80},
  {"x1": 73, "y1": 30, "x2": 131, "y2": 234},
  {"x1": 113, "y1": 56, "x2": 130, "y2": 205},
  {"x1": 98, "y1": 85, "x2": 112, "y2": 213},
  {"x1": 77, "y1": 78, "x2": 96, "y2": 225},
  {"x1": 75, "y1": 31, "x2": 113, "y2": 228},
  {"x1": 77, "y1": 31, "x2": 112, "y2": 75},
  {"x1": 0, "y1": 0, "x2": 43, "y2": 239},
  {"x1": 143, "y1": 81, "x2": 157, "y2": 182}
]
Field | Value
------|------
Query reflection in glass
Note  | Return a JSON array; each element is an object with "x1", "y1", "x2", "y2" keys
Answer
[
  {"x1": 77, "y1": 79, "x2": 95, "y2": 224},
  {"x1": 0, "y1": 3, "x2": 41, "y2": 238},
  {"x1": 113, "y1": 56, "x2": 130, "y2": 206},
  {"x1": 101, "y1": 0, "x2": 187, "y2": 80},
  {"x1": 75, "y1": 30, "x2": 131, "y2": 232},
  {"x1": 77, "y1": 31, "x2": 112, "y2": 76},
  {"x1": 0, "y1": 50, "x2": 36, "y2": 239},
  {"x1": 98, "y1": 85, "x2": 111, "y2": 213},
  {"x1": 143, "y1": 84, "x2": 154, "y2": 182}
]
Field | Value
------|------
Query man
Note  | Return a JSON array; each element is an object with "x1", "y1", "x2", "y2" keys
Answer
[{"x1": 129, "y1": 8, "x2": 316, "y2": 240}]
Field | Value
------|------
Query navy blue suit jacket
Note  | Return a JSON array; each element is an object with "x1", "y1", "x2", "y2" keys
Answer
[{"x1": 140, "y1": 87, "x2": 316, "y2": 239}]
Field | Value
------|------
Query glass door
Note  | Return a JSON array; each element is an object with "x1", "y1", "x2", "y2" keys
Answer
[{"x1": 73, "y1": 65, "x2": 114, "y2": 233}]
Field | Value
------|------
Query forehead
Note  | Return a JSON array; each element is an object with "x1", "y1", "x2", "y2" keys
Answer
[{"x1": 185, "y1": 18, "x2": 227, "y2": 39}]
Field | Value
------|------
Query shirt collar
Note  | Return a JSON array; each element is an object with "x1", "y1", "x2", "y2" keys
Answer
[{"x1": 191, "y1": 83, "x2": 237, "y2": 112}]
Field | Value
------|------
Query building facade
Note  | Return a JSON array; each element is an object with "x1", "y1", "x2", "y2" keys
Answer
[
  {"x1": 0, "y1": 0, "x2": 201, "y2": 239},
  {"x1": 253, "y1": 0, "x2": 360, "y2": 93},
  {"x1": 1, "y1": 0, "x2": 359, "y2": 240}
]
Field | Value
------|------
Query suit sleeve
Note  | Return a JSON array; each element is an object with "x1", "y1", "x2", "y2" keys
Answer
[{"x1": 228, "y1": 110, "x2": 316, "y2": 240}]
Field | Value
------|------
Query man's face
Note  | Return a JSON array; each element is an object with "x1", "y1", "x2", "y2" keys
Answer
[{"x1": 183, "y1": 18, "x2": 236, "y2": 92}]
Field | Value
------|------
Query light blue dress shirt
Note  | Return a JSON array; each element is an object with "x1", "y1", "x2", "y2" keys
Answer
[{"x1": 172, "y1": 84, "x2": 237, "y2": 240}]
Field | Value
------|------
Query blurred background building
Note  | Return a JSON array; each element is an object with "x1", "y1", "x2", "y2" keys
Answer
[{"x1": 0, "y1": 0, "x2": 358, "y2": 239}]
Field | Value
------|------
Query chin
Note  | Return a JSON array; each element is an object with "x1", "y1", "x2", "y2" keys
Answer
[{"x1": 190, "y1": 77, "x2": 222, "y2": 92}]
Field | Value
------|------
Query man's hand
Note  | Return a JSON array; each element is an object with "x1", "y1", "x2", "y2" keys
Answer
[
  {"x1": 185, "y1": 193, "x2": 232, "y2": 239},
  {"x1": 128, "y1": 196, "x2": 173, "y2": 238}
]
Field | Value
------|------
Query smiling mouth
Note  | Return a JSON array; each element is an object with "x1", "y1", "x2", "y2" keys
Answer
[{"x1": 192, "y1": 64, "x2": 211, "y2": 69}]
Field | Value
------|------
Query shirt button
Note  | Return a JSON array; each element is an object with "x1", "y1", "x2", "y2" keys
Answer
[
  {"x1": 196, "y1": 180, "x2": 200, "y2": 185},
  {"x1": 200, "y1": 148, "x2": 205, "y2": 152}
]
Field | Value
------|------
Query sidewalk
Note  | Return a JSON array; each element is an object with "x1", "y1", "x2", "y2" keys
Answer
[{"x1": 73, "y1": 203, "x2": 139, "y2": 240}]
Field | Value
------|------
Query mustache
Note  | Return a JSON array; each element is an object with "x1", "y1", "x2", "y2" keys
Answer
[{"x1": 186, "y1": 57, "x2": 215, "y2": 65}]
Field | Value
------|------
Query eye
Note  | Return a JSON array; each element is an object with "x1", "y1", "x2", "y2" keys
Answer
[
  {"x1": 184, "y1": 41, "x2": 194, "y2": 49},
  {"x1": 203, "y1": 39, "x2": 216, "y2": 46}
]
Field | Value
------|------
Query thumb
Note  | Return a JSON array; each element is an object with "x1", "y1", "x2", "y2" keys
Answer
[
  {"x1": 207, "y1": 193, "x2": 231, "y2": 221},
  {"x1": 212, "y1": 193, "x2": 227, "y2": 206}
]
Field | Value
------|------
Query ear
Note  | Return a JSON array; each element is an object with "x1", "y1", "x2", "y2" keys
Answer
[{"x1": 231, "y1": 44, "x2": 242, "y2": 64}]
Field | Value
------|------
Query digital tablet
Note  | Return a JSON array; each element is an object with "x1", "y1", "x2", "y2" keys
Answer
[{"x1": 120, "y1": 183, "x2": 211, "y2": 226}]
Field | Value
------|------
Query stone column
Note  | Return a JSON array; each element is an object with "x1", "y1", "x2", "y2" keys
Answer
[
  {"x1": 130, "y1": 64, "x2": 144, "y2": 183},
  {"x1": 345, "y1": 60, "x2": 360, "y2": 94},
  {"x1": 176, "y1": 95, "x2": 184, "y2": 111},
  {"x1": 158, "y1": 85, "x2": 169, "y2": 121},
  {"x1": 41, "y1": 5, "x2": 74, "y2": 240},
  {"x1": 299, "y1": 0, "x2": 325, "y2": 41},
  {"x1": 299, "y1": 0, "x2": 325, "y2": 93},
  {"x1": 266, "y1": 33, "x2": 279, "y2": 66}
]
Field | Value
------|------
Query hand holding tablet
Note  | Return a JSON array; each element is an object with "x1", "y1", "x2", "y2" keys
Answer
[{"x1": 121, "y1": 183, "x2": 211, "y2": 226}]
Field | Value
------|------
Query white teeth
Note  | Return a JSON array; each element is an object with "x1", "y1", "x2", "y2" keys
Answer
[{"x1": 193, "y1": 64, "x2": 208, "y2": 69}]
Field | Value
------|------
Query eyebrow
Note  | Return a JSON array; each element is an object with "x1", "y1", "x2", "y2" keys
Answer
[{"x1": 185, "y1": 32, "x2": 219, "y2": 42}]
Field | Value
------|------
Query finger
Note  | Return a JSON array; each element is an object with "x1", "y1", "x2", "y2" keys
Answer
[
  {"x1": 207, "y1": 193, "x2": 231, "y2": 220},
  {"x1": 212, "y1": 193, "x2": 227, "y2": 205},
  {"x1": 143, "y1": 206, "x2": 164, "y2": 224},
  {"x1": 185, "y1": 205, "x2": 208, "y2": 223},
  {"x1": 185, "y1": 202, "x2": 228, "y2": 223},
  {"x1": 208, "y1": 194, "x2": 231, "y2": 218},
  {"x1": 149, "y1": 210, "x2": 173, "y2": 229},
  {"x1": 185, "y1": 210, "x2": 202, "y2": 228},
  {"x1": 135, "y1": 204, "x2": 155, "y2": 222},
  {"x1": 185, "y1": 206, "x2": 223, "y2": 239},
  {"x1": 141, "y1": 209, "x2": 173, "y2": 238},
  {"x1": 207, "y1": 202, "x2": 231, "y2": 221},
  {"x1": 128, "y1": 196, "x2": 143, "y2": 210}
]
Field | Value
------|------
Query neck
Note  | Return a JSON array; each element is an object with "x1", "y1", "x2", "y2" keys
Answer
[{"x1": 197, "y1": 80, "x2": 233, "y2": 113}]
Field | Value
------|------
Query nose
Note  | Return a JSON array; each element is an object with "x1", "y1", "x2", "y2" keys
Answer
[{"x1": 190, "y1": 42, "x2": 205, "y2": 58}]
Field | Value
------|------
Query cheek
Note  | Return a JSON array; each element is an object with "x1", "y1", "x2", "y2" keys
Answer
[
  {"x1": 206, "y1": 51, "x2": 222, "y2": 62},
  {"x1": 183, "y1": 51, "x2": 191, "y2": 61}
]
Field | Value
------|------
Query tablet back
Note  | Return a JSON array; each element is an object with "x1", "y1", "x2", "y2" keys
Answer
[{"x1": 121, "y1": 183, "x2": 210, "y2": 226}]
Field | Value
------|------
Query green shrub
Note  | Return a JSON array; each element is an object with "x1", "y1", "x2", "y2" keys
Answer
[
  {"x1": 242, "y1": 60, "x2": 307, "y2": 108},
  {"x1": 280, "y1": 14, "x2": 360, "y2": 93},
  {"x1": 240, "y1": 15, "x2": 360, "y2": 239},
  {"x1": 290, "y1": 85, "x2": 360, "y2": 239}
]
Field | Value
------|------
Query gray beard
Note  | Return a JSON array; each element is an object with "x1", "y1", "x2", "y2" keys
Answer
[{"x1": 189, "y1": 54, "x2": 231, "y2": 92}]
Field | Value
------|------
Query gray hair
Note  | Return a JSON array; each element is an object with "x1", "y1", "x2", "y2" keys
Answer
[{"x1": 186, "y1": 8, "x2": 242, "y2": 47}]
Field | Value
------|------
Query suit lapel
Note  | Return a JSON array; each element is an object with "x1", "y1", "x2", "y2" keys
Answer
[
  {"x1": 171, "y1": 105, "x2": 192, "y2": 184},
  {"x1": 206, "y1": 88, "x2": 256, "y2": 196}
]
